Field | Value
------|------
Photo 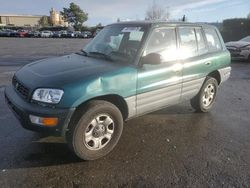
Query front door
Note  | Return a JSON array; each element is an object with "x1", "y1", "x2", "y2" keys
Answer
[{"x1": 136, "y1": 27, "x2": 183, "y2": 115}]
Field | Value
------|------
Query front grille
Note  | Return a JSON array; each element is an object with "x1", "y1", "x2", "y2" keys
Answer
[{"x1": 12, "y1": 76, "x2": 30, "y2": 99}]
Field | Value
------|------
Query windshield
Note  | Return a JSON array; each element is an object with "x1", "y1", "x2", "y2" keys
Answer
[
  {"x1": 240, "y1": 36, "x2": 250, "y2": 42},
  {"x1": 83, "y1": 24, "x2": 148, "y2": 63}
]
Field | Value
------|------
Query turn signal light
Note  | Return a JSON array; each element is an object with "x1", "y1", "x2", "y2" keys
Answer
[{"x1": 29, "y1": 115, "x2": 58, "y2": 127}]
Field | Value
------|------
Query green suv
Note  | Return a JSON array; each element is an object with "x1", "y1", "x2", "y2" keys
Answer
[{"x1": 5, "y1": 21, "x2": 231, "y2": 160}]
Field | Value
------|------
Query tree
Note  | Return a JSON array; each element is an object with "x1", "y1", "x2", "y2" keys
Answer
[
  {"x1": 247, "y1": 13, "x2": 250, "y2": 19},
  {"x1": 145, "y1": 1, "x2": 169, "y2": 20},
  {"x1": 96, "y1": 23, "x2": 102, "y2": 27},
  {"x1": 38, "y1": 16, "x2": 51, "y2": 27},
  {"x1": 61, "y1": 2, "x2": 88, "y2": 30}
]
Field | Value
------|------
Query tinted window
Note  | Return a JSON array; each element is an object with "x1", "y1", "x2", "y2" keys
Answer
[
  {"x1": 144, "y1": 27, "x2": 177, "y2": 62},
  {"x1": 204, "y1": 28, "x2": 222, "y2": 51},
  {"x1": 195, "y1": 28, "x2": 207, "y2": 54},
  {"x1": 179, "y1": 27, "x2": 198, "y2": 58}
]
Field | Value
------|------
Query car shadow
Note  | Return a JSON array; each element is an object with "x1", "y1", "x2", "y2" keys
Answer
[
  {"x1": 0, "y1": 134, "x2": 83, "y2": 170},
  {"x1": 0, "y1": 99, "x2": 207, "y2": 171}
]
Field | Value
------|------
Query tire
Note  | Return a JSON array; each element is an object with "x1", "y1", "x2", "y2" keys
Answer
[
  {"x1": 66, "y1": 100, "x2": 123, "y2": 160},
  {"x1": 190, "y1": 76, "x2": 218, "y2": 112}
]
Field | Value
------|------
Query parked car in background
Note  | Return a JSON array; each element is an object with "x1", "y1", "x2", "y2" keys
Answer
[
  {"x1": 61, "y1": 31, "x2": 69, "y2": 38},
  {"x1": 9, "y1": 30, "x2": 19, "y2": 37},
  {"x1": 66, "y1": 31, "x2": 75, "y2": 38},
  {"x1": 74, "y1": 31, "x2": 82, "y2": 38},
  {"x1": 1, "y1": 29, "x2": 29, "y2": 38},
  {"x1": 226, "y1": 36, "x2": 250, "y2": 61},
  {"x1": 82, "y1": 31, "x2": 92, "y2": 38},
  {"x1": 76, "y1": 31, "x2": 91, "y2": 38},
  {"x1": 0, "y1": 29, "x2": 13, "y2": 37},
  {"x1": 0, "y1": 29, "x2": 94, "y2": 38},
  {"x1": 40, "y1": 30, "x2": 53, "y2": 38},
  {"x1": 5, "y1": 21, "x2": 231, "y2": 160},
  {"x1": 16, "y1": 30, "x2": 29, "y2": 37},
  {"x1": 52, "y1": 31, "x2": 62, "y2": 38},
  {"x1": 27, "y1": 31, "x2": 40, "y2": 38},
  {"x1": 61, "y1": 31, "x2": 75, "y2": 38}
]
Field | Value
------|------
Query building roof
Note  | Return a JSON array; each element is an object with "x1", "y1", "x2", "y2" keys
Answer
[{"x1": 0, "y1": 14, "x2": 45, "y2": 18}]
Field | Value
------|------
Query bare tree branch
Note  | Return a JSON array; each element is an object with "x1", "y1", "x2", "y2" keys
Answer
[{"x1": 145, "y1": 1, "x2": 170, "y2": 21}]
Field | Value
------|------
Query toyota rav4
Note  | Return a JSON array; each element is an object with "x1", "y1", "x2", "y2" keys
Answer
[{"x1": 5, "y1": 21, "x2": 231, "y2": 160}]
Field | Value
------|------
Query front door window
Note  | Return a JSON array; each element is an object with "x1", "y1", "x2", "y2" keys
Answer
[{"x1": 144, "y1": 27, "x2": 177, "y2": 62}]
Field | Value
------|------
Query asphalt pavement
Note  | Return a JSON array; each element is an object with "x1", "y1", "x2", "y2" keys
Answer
[{"x1": 0, "y1": 38, "x2": 250, "y2": 188}]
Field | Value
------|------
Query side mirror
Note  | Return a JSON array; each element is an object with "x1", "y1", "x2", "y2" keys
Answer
[{"x1": 140, "y1": 53, "x2": 161, "y2": 65}]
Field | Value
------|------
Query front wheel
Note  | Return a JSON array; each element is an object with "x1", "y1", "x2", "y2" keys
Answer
[
  {"x1": 190, "y1": 77, "x2": 218, "y2": 112},
  {"x1": 66, "y1": 100, "x2": 123, "y2": 160}
]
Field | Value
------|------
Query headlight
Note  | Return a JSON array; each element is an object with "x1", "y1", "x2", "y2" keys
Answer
[{"x1": 32, "y1": 88, "x2": 64, "y2": 104}]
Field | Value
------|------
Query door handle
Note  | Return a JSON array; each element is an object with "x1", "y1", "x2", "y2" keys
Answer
[{"x1": 205, "y1": 61, "x2": 211, "y2": 65}]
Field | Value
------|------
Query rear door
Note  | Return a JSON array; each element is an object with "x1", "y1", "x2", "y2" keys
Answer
[
  {"x1": 178, "y1": 26, "x2": 211, "y2": 101},
  {"x1": 203, "y1": 27, "x2": 229, "y2": 70},
  {"x1": 136, "y1": 27, "x2": 182, "y2": 115}
]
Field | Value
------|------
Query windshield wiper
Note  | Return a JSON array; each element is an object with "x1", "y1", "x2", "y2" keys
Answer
[
  {"x1": 76, "y1": 49, "x2": 88, "y2": 56},
  {"x1": 89, "y1": 51, "x2": 113, "y2": 61}
]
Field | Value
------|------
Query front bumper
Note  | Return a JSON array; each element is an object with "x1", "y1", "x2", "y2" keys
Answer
[{"x1": 4, "y1": 86, "x2": 75, "y2": 135}]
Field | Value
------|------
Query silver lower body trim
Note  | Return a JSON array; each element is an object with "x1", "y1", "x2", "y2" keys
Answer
[
  {"x1": 124, "y1": 96, "x2": 136, "y2": 119},
  {"x1": 218, "y1": 66, "x2": 231, "y2": 83},
  {"x1": 125, "y1": 84, "x2": 181, "y2": 119},
  {"x1": 136, "y1": 84, "x2": 181, "y2": 115},
  {"x1": 181, "y1": 77, "x2": 205, "y2": 101},
  {"x1": 124, "y1": 77, "x2": 207, "y2": 119}
]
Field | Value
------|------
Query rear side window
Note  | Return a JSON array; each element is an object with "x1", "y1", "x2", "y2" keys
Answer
[
  {"x1": 195, "y1": 28, "x2": 207, "y2": 54},
  {"x1": 204, "y1": 28, "x2": 222, "y2": 51},
  {"x1": 179, "y1": 27, "x2": 198, "y2": 58}
]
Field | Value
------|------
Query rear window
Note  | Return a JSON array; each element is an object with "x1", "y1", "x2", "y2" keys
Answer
[
  {"x1": 204, "y1": 28, "x2": 222, "y2": 51},
  {"x1": 195, "y1": 28, "x2": 207, "y2": 54}
]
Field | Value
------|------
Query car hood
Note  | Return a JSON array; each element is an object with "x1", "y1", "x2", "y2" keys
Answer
[
  {"x1": 225, "y1": 41, "x2": 250, "y2": 48},
  {"x1": 15, "y1": 53, "x2": 131, "y2": 88}
]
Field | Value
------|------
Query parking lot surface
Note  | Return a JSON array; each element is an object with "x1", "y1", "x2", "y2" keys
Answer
[
  {"x1": 0, "y1": 38, "x2": 250, "y2": 187},
  {"x1": 0, "y1": 38, "x2": 90, "y2": 65}
]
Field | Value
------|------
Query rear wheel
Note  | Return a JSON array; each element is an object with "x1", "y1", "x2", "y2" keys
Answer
[
  {"x1": 191, "y1": 77, "x2": 218, "y2": 112},
  {"x1": 66, "y1": 100, "x2": 123, "y2": 160}
]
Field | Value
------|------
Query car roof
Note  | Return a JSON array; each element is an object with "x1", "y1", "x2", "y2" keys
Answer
[{"x1": 109, "y1": 21, "x2": 216, "y2": 29}]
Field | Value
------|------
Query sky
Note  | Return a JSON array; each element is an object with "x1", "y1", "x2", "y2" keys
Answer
[{"x1": 0, "y1": 0, "x2": 249, "y2": 26}]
